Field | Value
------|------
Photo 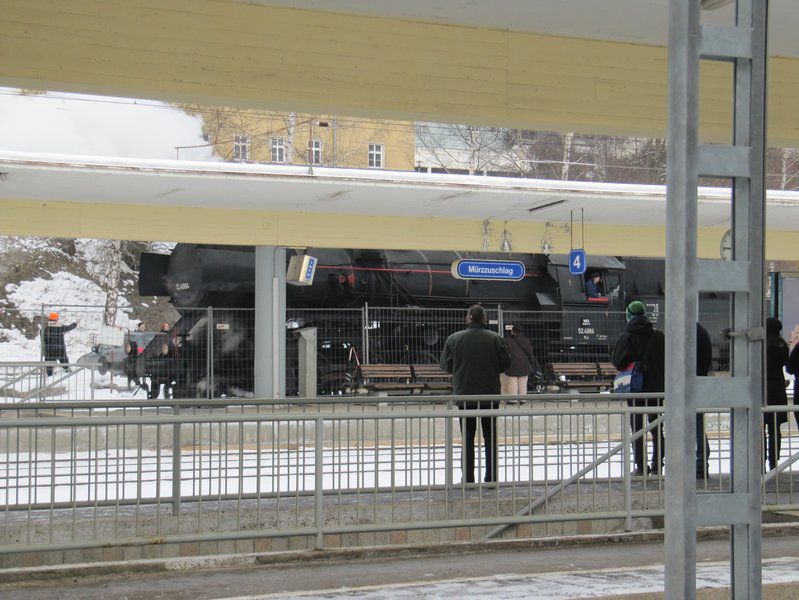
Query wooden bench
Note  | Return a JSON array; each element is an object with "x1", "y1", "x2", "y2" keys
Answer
[
  {"x1": 549, "y1": 362, "x2": 614, "y2": 391},
  {"x1": 411, "y1": 364, "x2": 452, "y2": 393},
  {"x1": 355, "y1": 364, "x2": 424, "y2": 395},
  {"x1": 597, "y1": 362, "x2": 617, "y2": 380}
]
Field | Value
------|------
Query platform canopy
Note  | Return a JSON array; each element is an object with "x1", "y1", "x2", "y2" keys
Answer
[
  {"x1": 1, "y1": 152, "x2": 798, "y2": 260},
  {"x1": 1, "y1": 1, "x2": 798, "y2": 145},
  {"x1": 1, "y1": 1, "x2": 797, "y2": 251}
]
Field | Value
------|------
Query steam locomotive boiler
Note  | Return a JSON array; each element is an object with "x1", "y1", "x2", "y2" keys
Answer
[{"x1": 136, "y1": 244, "x2": 729, "y2": 398}]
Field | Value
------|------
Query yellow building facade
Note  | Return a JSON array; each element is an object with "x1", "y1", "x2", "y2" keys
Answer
[{"x1": 192, "y1": 107, "x2": 415, "y2": 171}]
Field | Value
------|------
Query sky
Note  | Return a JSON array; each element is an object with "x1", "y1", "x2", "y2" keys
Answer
[{"x1": 0, "y1": 88, "x2": 216, "y2": 161}]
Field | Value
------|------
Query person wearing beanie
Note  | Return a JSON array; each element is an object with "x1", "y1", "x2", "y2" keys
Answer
[
  {"x1": 764, "y1": 317, "x2": 789, "y2": 471},
  {"x1": 42, "y1": 312, "x2": 80, "y2": 376},
  {"x1": 625, "y1": 300, "x2": 646, "y2": 321},
  {"x1": 611, "y1": 301, "x2": 666, "y2": 476}
]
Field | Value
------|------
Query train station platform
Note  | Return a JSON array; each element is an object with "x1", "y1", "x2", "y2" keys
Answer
[{"x1": 2, "y1": 527, "x2": 798, "y2": 599}]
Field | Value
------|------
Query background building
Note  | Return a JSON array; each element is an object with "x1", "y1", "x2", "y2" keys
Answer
[{"x1": 187, "y1": 106, "x2": 416, "y2": 171}]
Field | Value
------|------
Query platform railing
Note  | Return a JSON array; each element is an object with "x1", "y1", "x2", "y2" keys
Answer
[{"x1": 0, "y1": 393, "x2": 795, "y2": 559}]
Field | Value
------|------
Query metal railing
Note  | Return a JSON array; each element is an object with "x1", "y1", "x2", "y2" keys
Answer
[
  {"x1": 0, "y1": 394, "x2": 796, "y2": 561},
  {"x1": 0, "y1": 361, "x2": 106, "y2": 402}
]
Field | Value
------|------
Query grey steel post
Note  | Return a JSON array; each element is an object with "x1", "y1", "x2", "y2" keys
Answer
[
  {"x1": 731, "y1": 2, "x2": 767, "y2": 596},
  {"x1": 314, "y1": 416, "x2": 324, "y2": 548},
  {"x1": 39, "y1": 303, "x2": 45, "y2": 399},
  {"x1": 206, "y1": 306, "x2": 213, "y2": 399},
  {"x1": 666, "y1": 1, "x2": 700, "y2": 594},
  {"x1": 622, "y1": 410, "x2": 632, "y2": 531},
  {"x1": 497, "y1": 304, "x2": 504, "y2": 335},
  {"x1": 445, "y1": 398, "x2": 454, "y2": 488},
  {"x1": 172, "y1": 404, "x2": 182, "y2": 514},
  {"x1": 363, "y1": 302, "x2": 369, "y2": 364},
  {"x1": 254, "y1": 246, "x2": 287, "y2": 398},
  {"x1": 666, "y1": 0, "x2": 767, "y2": 597}
]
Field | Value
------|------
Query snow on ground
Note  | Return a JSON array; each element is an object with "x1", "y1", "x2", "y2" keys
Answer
[
  {"x1": 228, "y1": 558, "x2": 799, "y2": 599},
  {"x1": 0, "y1": 327, "x2": 38, "y2": 362},
  {"x1": 0, "y1": 236, "x2": 55, "y2": 253},
  {"x1": 5, "y1": 271, "x2": 135, "y2": 359},
  {"x1": 0, "y1": 437, "x2": 791, "y2": 505}
]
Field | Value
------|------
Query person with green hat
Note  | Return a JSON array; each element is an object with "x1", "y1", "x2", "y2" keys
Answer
[{"x1": 612, "y1": 301, "x2": 666, "y2": 476}]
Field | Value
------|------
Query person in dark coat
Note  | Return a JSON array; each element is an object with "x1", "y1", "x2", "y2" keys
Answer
[
  {"x1": 764, "y1": 317, "x2": 789, "y2": 471},
  {"x1": 440, "y1": 305, "x2": 511, "y2": 483},
  {"x1": 585, "y1": 273, "x2": 604, "y2": 298},
  {"x1": 785, "y1": 332, "x2": 799, "y2": 432},
  {"x1": 611, "y1": 301, "x2": 666, "y2": 476},
  {"x1": 42, "y1": 312, "x2": 80, "y2": 376},
  {"x1": 500, "y1": 324, "x2": 538, "y2": 397},
  {"x1": 696, "y1": 322, "x2": 713, "y2": 478}
]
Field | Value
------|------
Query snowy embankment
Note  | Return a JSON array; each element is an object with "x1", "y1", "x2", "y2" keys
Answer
[{"x1": 3, "y1": 271, "x2": 134, "y2": 362}]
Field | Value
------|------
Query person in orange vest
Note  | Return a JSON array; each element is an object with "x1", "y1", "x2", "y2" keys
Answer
[{"x1": 42, "y1": 312, "x2": 80, "y2": 376}]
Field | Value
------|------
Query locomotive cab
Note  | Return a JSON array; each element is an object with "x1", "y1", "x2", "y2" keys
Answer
[{"x1": 547, "y1": 255, "x2": 627, "y2": 356}]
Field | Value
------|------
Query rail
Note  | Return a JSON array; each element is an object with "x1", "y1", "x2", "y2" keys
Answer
[{"x1": 0, "y1": 393, "x2": 796, "y2": 564}]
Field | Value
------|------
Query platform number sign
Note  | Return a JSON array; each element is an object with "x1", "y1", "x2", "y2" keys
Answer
[{"x1": 569, "y1": 249, "x2": 587, "y2": 276}]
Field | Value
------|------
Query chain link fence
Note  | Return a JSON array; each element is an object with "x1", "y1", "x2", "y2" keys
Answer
[{"x1": 0, "y1": 303, "x2": 735, "y2": 400}]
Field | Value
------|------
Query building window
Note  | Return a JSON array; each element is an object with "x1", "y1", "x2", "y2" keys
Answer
[
  {"x1": 233, "y1": 134, "x2": 249, "y2": 162},
  {"x1": 309, "y1": 139, "x2": 322, "y2": 165},
  {"x1": 368, "y1": 143, "x2": 384, "y2": 168},
  {"x1": 270, "y1": 137, "x2": 286, "y2": 163}
]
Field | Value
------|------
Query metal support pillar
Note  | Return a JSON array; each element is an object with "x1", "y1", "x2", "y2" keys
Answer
[
  {"x1": 666, "y1": 1, "x2": 767, "y2": 598},
  {"x1": 254, "y1": 246, "x2": 286, "y2": 398}
]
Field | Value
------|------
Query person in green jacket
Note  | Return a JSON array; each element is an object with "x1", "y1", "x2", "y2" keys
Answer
[{"x1": 440, "y1": 305, "x2": 511, "y2": 483}]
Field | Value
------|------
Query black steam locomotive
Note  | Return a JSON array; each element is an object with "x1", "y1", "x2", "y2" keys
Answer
[{"x1": 134, "y1": 244, "x2": 729, "y2": 398}]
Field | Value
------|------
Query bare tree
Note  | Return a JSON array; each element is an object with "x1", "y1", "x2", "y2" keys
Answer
[
  {"x1": 415, "y1": 123, "x2": 523, "y2": 175},
  {"x1": 84, "y1": 240, "x2": 151, "y2": 326},
  {"x1": 767, "y1": 147, "x2": 799, "y2": 191}
]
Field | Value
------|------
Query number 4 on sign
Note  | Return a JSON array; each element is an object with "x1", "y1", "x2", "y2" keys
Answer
[{"x1": 569, "y1": 249, "x2": 587, "y2": 275}]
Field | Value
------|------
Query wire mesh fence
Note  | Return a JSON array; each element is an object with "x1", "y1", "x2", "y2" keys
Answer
[
  {"x1": 286, "y1": 308, "x2": 362, "y2": 396},
  {"x1": 0, "y1": 302, "x2": 749, "y2": 401}
]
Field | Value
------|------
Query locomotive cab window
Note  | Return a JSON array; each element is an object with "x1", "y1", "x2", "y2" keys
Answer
[
  {"x1": 556, "y1": 266, "x2": 591, "y2": 303},
  {"x1": 584, "y1": 272, "x2": 606, "y2": 301},
  {"x1": 603, "y1": 272, "x2": 622, "y2": 300},
  {"x1": 556, "y1": 267, "x2": 616, "y2": 304}
]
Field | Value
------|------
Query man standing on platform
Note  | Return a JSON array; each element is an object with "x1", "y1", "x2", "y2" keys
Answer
[
  {"x1": 440, "y1": 305, "x2": 511, "y2": 483},
  {"x1": 611, "y1": 301, "x2": 665, "y2": 476}
]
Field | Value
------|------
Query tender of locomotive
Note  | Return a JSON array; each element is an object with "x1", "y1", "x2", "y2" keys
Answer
[{"x1": 135, "y1": 244, "x2": 728, "y2": 397}]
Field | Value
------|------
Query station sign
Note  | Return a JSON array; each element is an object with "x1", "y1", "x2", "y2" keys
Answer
[
  {"x1": 287, "y1": 254, "x2": 318, "y2": 286},
  {"x1": 568, "y1": 249, "x2": 587, "y2": 275},
  {"x1": 451, "y1": 259, "x2": 526, "y2": 281}
]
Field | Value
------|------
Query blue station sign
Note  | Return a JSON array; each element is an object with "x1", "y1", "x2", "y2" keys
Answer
[
  {"x1": 451, "y1": 259, "x2": 526, "y2": 281},
  {"x1": 568, "y1": 249, "x2": 587, "y2": 275},
  {"x1": 304, "y1": 256, "x2": 317, "y2": 281}
]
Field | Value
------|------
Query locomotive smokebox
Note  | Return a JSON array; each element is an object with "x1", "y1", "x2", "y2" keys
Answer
[{"x1": 165, "y1": 245, "x2": 255, "y2": 308}]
